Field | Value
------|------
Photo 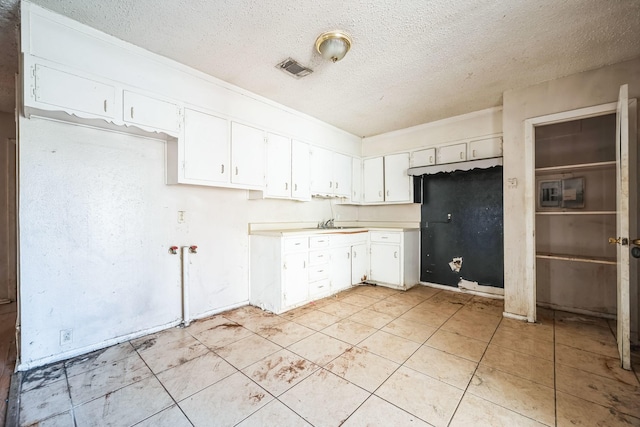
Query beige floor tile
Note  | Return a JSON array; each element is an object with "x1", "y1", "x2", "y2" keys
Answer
[
  {"x1": 215, "y1": 333, "x2": 282, "y2": 369},
  {"x1": 352, "y1": 285, "x2": 398, "y2": 298},
  {"x1": 556, "y1": 364, "x2": 640, "y2": 419},
  {"x1": 74, "y1": 376, "x2": 173, "y2": 427},
  {"x1": 236, "y1": 400, "x2": 312, "y2": 427},
  {"x1": 191, "y1": 321, "x2": 254, "y2": 350},
  {"x1": 288, "y1": 332, "x2": 352, "y2": 366},
  {"x1": 556, "y1": 391, "x2": 640, "y2": 427},
  {"x1": 556, "y1": 343, "x2": 639, "y2": 386},
  {"x1": 254, "y1": 320, "x2": 315, "y2": 347},
  {"x1": 321, "y1": 319, "x2": 378, "y2": 345},
  {"x1": 500, "y1": 318, "x2": 554, "y2": 342},
  {"x1": 369, "y1": 300, "x2": 413, "y2": 317},
  {"x1": 68, "y1": 353, "x2": 152, "y2": 405},
  {"x1": 19, "y1": 378, "x2": 71, "y2": 427},
  {"x1": 186, "y1": 314, "x2": 239, "y2": 335},
  {"x1": 347, "y1": 308, "x2": 395, "y2": 329},
  {"x1": 555, "y1": 327, "x2": 619, "y2": 358},
  {"x1": 537, "y1": 307, "x2": 555, "y2": 323},
  {"x1": 405, "y1": 346, "x2": 478, "y2": 389},
  {"x1": 279, "y1": 369, "x2": 370, "y2": 427},
  {"x1": 342, "y1": 395, "x2": 431, "y2": 427},
  {"x1": 481, "y1": 344, "x2": 554, "y2": 387},
  {"x1": 156, "y1": 351, "x2": 237, "y2": 401},
  {"x1": 135, "y1": 405, "x2": 193, "y2": 427},
  {"x1": 425, "y1": 329, "x2": 488, "y2": 362},
  {"x1": 555, "y1": 319, "x2": 615, "y2": 343},
  {"x1": 375, "y1": 366, "x2": 463, "y2": 427},
  {"x1": 223, "y1": 305, "x2": 272, "y2": 324},
  {"x1": 326, "y1": 347, "x2": 399, "y2": 392},
  {"x1": 179, "y1": 371, "x2": 272, "y2": 427},
  {"x1": 450, "y1": 307, "x2": 503, "y2": 327},
  {"x1": 242, "y1": 349, "x2": 319, "y2": 396},
  {"x1": 137, "y1": 333, "x2": 209, "y2": 374},
  {"x1": 277, "y1": 303, "x2": 317, "y2": 320},
  {"x1": 21, "y1": 362, "x2": 65, "y2": 393},
  {"x1": 441, "y1": 315, "x2": 499, "y2": 342},
  {"x1": 429, "y1": 290, "x2": 474, "y2": 304},
  {"x1": 381, "y1": 317, "x2": 437, "y2": 343},
  {"x1": 65, "y1": 342, "x2": 136, "y2": 378},
  {"x1": 414, "y1": 299, "x2": 464, "y2": 316},
  {"x1": 555, "y1": 310, "x2": 610, "y2": 329},
  {"x1": 468, "y1": 365, "x2": 555, "y2": 426},
  {"x1": 450, "y1": 393, "x2": 548, "y2": 427},
  {"x1": 236, "y1": 312, "x2": 288, "y2": 333},
  {"x1": 399, "y1": 306, "x2": 452, "y2": 328},
  {"x1": 131, "y1": 326, "x2": 193, "y2": 351},
  {"x1": 464, "y1": 296, "x2": 504, "y2": 317},
  {"x1": 318, "y1": 301, "x2": 363, "y2": 318},
  {"x1": 405, "y1": 285, "x2": 441, "y2": 298},
  {"x1": 339, "y1": 293, "x2": 381, "y2": 308},
  {"x1": 358, "y1": 330, "x2": 421, "y2": 364},
  {"x1": 384, "y1": 291, "x2": 428, "y2": 306},
  {"x1": 491, "y1": 326, "x2": 554, "y2": 360},
  {"x1": 293, "y1": 310, "x2": 341, "y2": 330}
]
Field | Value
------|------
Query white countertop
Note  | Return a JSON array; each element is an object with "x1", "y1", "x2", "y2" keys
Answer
[{"x1": 249, "y1": 222, "x2": 420, "y2": 237}]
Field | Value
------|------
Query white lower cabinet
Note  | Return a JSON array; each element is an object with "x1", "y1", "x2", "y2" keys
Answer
[
  {"x1": 330, "y1": 247, "x2": 352, "y2": 293},
  {"x1": 368, "y1": 230, "x2": 420, "y2": 289},
  {"x1": 283, "y1": 252, "x2": 309, "y2": 307},
  {"x1": 351, "y1": 243, "x2": 368, "y2": 285}
]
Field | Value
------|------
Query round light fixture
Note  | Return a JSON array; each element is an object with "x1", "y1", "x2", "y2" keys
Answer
[{"x1": 315, "y1": 30, "x2": 352, "y2": 63}]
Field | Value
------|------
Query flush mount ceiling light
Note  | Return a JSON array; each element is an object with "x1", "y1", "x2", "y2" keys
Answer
[{"x1": 315, "y1": 30, "x2": 352, "y2": 63}]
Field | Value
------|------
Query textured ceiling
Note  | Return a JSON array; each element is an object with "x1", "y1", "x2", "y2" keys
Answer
[{"x1": 0, "y1": 0, "x2": 639, "y2": 136}]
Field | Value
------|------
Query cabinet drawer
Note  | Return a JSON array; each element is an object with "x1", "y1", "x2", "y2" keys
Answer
[
  {"x1": 370, "y1": 231, "x2": 401, "y2": 244},
  {"x1": 284, "y1": 237, "x2": 308, "y2": 252},
  {"x1": 309, "y1": 250, "x2": 330, "y2": 265},
  {"x1": 309, "y1": 279, "x2": 331, "y2": 297},
  {"x1": 309, "y1": 235, "x2": 330, "y2": 248},
  {"x1": 308, "y1": 265, "x2": 330, "y2": 282}
]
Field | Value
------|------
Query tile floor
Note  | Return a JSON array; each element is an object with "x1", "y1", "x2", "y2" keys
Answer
[{"x1": 15, "y1": 285, "x2": 640, "y2": 427}]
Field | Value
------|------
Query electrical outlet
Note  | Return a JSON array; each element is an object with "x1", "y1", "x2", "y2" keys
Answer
[{"x1": 60, "y1": 329, "x2": 73, "y2": 345}]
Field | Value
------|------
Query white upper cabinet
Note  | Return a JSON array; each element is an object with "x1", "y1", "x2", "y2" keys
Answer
[
  {"x1": 410, "y1": 148, "x2": 436, "y2": 167},
  {"x1": 183, "y1": 109, "x2": 230, "y2": 184},
  {"x1": 468, "y1": 136, "x2": 503, "y2": 160},
  {"x1": 231, "y1": 122, "x2": 266, "y2": 187},
  {"x1": 363, "y1": 157, "x2": 385, "y2": 203},
  {"x1": 437, "y1": 142, "x2": 467, "y2": 164},
  {"x1": 123, "y1": 90, "x2": 181, "y2": 134},
  {"x1": 291, "y1": 140, "x2": 311, "y2": 201},
  {"x1": 351, "y1": 157, "x2": 363, "y2": 204},
  {"x1": 333, "y1": 153, "x2": 352, "y2": 198},
  {"x1": 32, "y1": 64, "x2": 116, "y2": 119},
  {"x1": 265, "y1": 133, "x2": 292, "y2": 198},
  {"x1": 384, "y1": 152, "x2": 411, "y2": 202}
]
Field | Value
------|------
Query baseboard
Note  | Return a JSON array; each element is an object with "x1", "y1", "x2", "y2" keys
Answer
[{"x1": 419, "y1": 281, "x2": 504, "y2": 300}]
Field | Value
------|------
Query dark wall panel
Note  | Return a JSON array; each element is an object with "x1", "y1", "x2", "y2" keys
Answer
[{"x1": 420, "y1": 166, "x2": 504, "y2": 288}]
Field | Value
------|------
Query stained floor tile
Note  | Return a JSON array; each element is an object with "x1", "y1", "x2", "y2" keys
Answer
[
  {"x1": 358, "y1": 330, "x2": 421, "y2": 364},
  {"x1": 242, "y1": 349, "x2": 319, "y2": 396},
  {"x1": 450, "y1": 393, "x2": 547, "y2": 427},
  {"x1": 342, "y1": 395, "x2": 431, "y2": 427},
  {"x1": 325, "y1": 347, "x2": 399, "y2": 392}
]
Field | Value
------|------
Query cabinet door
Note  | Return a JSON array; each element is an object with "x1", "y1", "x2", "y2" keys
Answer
[
  {"x1": 330, "y1": 247, "x2": 352, "y2": 292},
  {"x1": 351, "y1": 243, "x2": 368, "y2": 285},
  {"x1": 370, "y1": 243, "x2": 401, "y2": 285},
  {"x1": 363, "y1": 157, "x2": 384, "y2": 203},
  {"x1": 468, "y1": 137, "x2": 503, "y2": 160},
  {"x1": 333, "y1": 153, "x2": 352, "y2": 197},
  {"x1": 265, "y1": 133, "x2": 291, "y2": 198},
  {"x1": 310, "y1": 146, "x2": 333, "y2": 195},
  {"x1": 410, "y1": 148, "x2": 436, "y2": 167},
  {"x1": 183, "y1": 109, "x2": 230, "y2": 183},
  {"x1": 384, "y1": 153, "x2": 411, "y2": 202},
  {"x1": 283, "y1": 252, "x2": 308, "y2": 307},
  {"x1": 437, "y1": 143, "x2": 467, "y2": 164},
  {"x1": 123, "y1": 91, "x2": 181, "y2": 134},
  {"x1": 231, "y1": 122, "x2": 266, "y2": 187},
  {"x1": 351, "y1": 157, "x2": 362, "y2": 204},
  {"x1": 291, "y1": 140, "x2": 311, "y2": 201},
  {"x1": 34, "y1": 64, "x2": 115, "y2": 118}
]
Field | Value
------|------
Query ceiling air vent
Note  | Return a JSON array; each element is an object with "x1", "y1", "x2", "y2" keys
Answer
[{"x1": 276, "y1": 58, "x2": 313, "y2": 78}]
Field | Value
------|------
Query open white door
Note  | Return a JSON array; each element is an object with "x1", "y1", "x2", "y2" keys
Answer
[{"x1": 615, "y1": 84, "x2": 631, "y2": 370}]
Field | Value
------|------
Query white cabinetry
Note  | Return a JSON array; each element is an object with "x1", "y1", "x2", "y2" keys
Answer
[
  {"x1": 351, "y1": 243, "x2": 368, "y2": 285},
  {"x1": 351, "y1": 157, "x2": 363, "y2": 203},
  {"x1": 291, "y1": 140, "x2": 311, "y2": 201},
  {"x1": 310, "y1": 147, "x2": 352, "y2": 197},
  {"x1": 468, "y1": 137, "x2": 502, "y2": 160},
  {"x1": 283, "y1": 251, "x2": 309, "y2": 307},
  {"x1": 368, "y1": 230, "x2": 419, "y2": 289},
  {"x1": 363, "y1": 154, "x2": 412, "y2": 204},
  {"x1": 410, "y1": 148, "x2": 436, "y2": 167},
  {"x1": 32, "y1": 64, "x2": 116, "y2": 119},
  {"x1": 437, "y1": 143, "x2": 467, "y2": 164},
  {"x1": 182, "y1": 108, "x2": 230, "y2": 184},
  {"x1": 123, "y1": 90, "x2": 181, "y2": 134},
  {"x1": 330, "y1": 247, "x2": 352, "y2": 293},
  {"x1": 231, "y1": 122, "x2": 266, "y2": 187},
  {"x1": 265, "y1": 133, "x2": 292, "y2": 198}
]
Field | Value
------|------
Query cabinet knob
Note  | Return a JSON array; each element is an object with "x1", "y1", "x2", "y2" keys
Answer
[
  {"x1": 285, "y1": 182, "x2": 288, "y2": 190},
  {"x1": 235, "y1": 166, "x2": 239, "y2": 175},
  {"x1": 386, "y1": 190, "x2": 389, "y2": 197},
  {"x1": 459, "y1": 151, "x2": 464, "y2": 159},
  {"x1": 347, "y1": 252, "x2": 350, "y2": 259},
  {"x1": 429, "y1": 155, "x2": 433, "y2": 163},
  {"x1": 130, "y1": 106, "x2": 134, "y2": 119},
  {"x1": 336, "y1": 182, "x2": 339, "y2": 189},
  {"x1": 103, "y1": 100, "x2": 107, "y2": 112},
  {"x1": 294, "y1": 183, "x2": 298, "y2": 191},
  {"x1": 221, "y1": 164, "x2": 225, "y2": 174},
  {"x1": 394, "y1": 251, "x2": 398, "y2": 258},
  {"x1": 329, "y1": 181, "x2": 333, "y2": 188},
  {"x1": 472, "y1": 149, "x2": 477, "y2": 158},
  {"x1": 378, "y1": 190, "x2": 382, "y2": 197}
]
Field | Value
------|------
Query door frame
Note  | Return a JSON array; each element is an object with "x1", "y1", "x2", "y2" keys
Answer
[{"x1": 523, "y1": 101, "x2": 618, "y2": 323}]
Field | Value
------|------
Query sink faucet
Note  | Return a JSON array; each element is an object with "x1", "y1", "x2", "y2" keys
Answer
[{"x1": 318, "y1": 219, "x2": 335, "y2": 229}]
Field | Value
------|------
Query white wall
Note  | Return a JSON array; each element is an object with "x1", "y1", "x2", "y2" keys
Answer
[
  {"x1": 18, "y1": 117, "x2": 358, "y2": 369},
  {"x1": 502, "y1": 57, "x2": 640, "y2": 335},
  {"x1": 0, "y1": 111, "x2": 16, "y2": 301}
]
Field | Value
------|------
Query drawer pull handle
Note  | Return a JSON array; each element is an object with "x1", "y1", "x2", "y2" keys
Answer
[
  {"x1": 472, "y1": 149, "x2": 477, "y2": 158},
  {"x1": 295, "y1": 183, "x2": 298, "y2": 191},
  {"x1": 394, "y1": 251, "x2": 398, "y2": 258},
  {"x1": 381, "y1": 236, "x2": 388, "y2": 239},
  {"x1": 318, "y1": 255, "x2": 324, "y2": 258},
  {"x1": 329, "y1": 181, "x2": 333, "y2": 188},
  {"x1": 221, "y1": 164, "x2": 225, "y2": 174},
  {"x1": 336, "y1": 182, "x2": 339, "y2": 189},
  {"x1": 378, "y1": 190, "x2": 382, "y2": 197},
  {"x1": 347, "y1": 252, "x2": 350, "y2": 259},
  {"x1": 429, "y1": 155, "x2": 433, "y2": 163},
  {"x1": 285, "y1": 182, "x2": 288, "y2": 190},
  {"x1": 386, "y1": 190, "x2": 389, "y2": 197},
  {"x1": 235, "y1": 166, "x2": 239, "y2": 175},
  {"x1": 459, "y1": 152, "x2": 464, "y2": 159},
  {"x1": 130, "y1": 106, "x2": 134, "y2": 119},
  {"x1": 353, "y1": 252, "x2": 357, "y2": 258},
  {"x1": 103, "y1": 100, "x2": 107, "y2": 112},
  {"x1": 294, "y1": 243, "x2": 300, "y2": 246}
]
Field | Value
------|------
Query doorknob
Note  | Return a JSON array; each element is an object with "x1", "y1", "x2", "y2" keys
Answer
[
  {"x1": 632, "y1": 238, "x2": 640, "y2": 246},
  {"x1": 609, "y1": 237, "x2": 629, "y2": 245}
]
